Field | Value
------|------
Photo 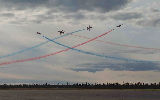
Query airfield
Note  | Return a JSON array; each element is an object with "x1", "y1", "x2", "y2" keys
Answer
[{"x1": 0, "y1": 89, "x2": 160, "y2": 100}]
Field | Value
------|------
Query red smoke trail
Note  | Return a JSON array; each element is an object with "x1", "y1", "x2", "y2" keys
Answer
[
  {"x1": 73, "y1": 34, "x2": 160, "y2": 51},
  {"x1": 0, "y1": 30, "x2": 113, "y2": 66}
]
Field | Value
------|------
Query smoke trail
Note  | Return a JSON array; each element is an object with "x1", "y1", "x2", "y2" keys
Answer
[
  {"x1": 1, "y1": 29, "x2": 158, "y2": 66},
  {"x1": 0, "y1": 29, "x2": 85, "y2": 59},
  {"x1": 0, "y1": 29, "x2": 113, "y2": 66},
  {"x1": 73, "y1": 34, "x2": 160, "y2": 51},
  {"x1": 44, "y1": 36, "x2": 157, "y2": 63}
]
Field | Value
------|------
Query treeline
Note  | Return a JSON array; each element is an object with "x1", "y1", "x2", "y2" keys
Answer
[{"x1": 0, "y1": 82, "x2": 160, "y2": 89}]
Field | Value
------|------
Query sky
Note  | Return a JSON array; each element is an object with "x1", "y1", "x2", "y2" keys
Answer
[{"x1": 0, "y1": 0, "x2": 160, "y2": 84}]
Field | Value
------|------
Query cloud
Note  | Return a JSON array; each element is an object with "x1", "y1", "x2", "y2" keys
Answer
[
  {"x1": 0, "y1": 0, "x2": 132, "y2": 24},
  {"x1": 0, "y1": 0, "x2": 131, "y2": 12},
  {"x1": 0, "y1": 13, "x2": 15, "y2": 17},
  {"x1": 112, "y1": 12, "x2": 143, "y2": 20},
  {"x1": 118, "y1": 1, "x2": 160, "y2": 27},
  {"x1": 0, "y1": 72, "x2": 32, "y2": 80},
  {"x1": 63, "y1": 12, "x2": 85, "y2": 20},
  {"x1": 137, "y1": 17, "x2": 160, "y2": 27},
  {"x1": 71, "y1": 61, "x2": 160, "y2": 73},
  {"x1": 151, "y1": 8, "x2": 160, "y2": 13},
  {"x1": 52, "y1": 0, "x2": 131, "y2": 13},
  {"x1": 0, "y1": 0, "x2": 49, "y2": 10}
]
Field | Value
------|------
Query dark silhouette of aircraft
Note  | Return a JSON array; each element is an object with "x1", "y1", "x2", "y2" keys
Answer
[
  {"x1": 37, "y1": 32, "x2": 41, "y2": 35},
  {"x1": 117, "y1": 24, "x2": 123, "y2": 27},
  {"x1": 58, "y1": 30, "x2": 65, "y2": 35},
  {"x1": 87, "y1": 25, "x2": 92, "y2": 31}
]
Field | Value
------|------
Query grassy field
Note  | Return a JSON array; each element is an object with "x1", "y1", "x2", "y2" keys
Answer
[{"x1": 0, "y1": 89, "x2": 160, "y2": 100}]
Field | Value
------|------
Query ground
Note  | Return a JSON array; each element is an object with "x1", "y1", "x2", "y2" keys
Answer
[{"x1": 0, "y1": 89, "x2": 160, "y2": 100}]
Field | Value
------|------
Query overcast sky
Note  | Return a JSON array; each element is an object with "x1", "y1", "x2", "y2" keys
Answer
[{"x1": 0, "y1": 0, "x2": 160, "y2": 83}]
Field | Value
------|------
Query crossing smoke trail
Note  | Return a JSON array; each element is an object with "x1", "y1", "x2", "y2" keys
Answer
[
  {"x1": 0, "y1": 29, "x2": 85, "y2": 59},
  {"x1": 73, "y1": 35, "x2": 160, "y2": 51},
  {"x1": 44, "y1": 36, "x2": 158, "y2": 63},
  {"x1": 0, "y1": 29, "x2": 114, "y2": 66}
]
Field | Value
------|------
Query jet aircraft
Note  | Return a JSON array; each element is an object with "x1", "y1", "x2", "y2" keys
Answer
[
  {"x1": 117, "y1": 24, "x2": 123, "y2": 27},
  {"x1": 58, "y1": 30, "x2": 65, "y2": 35},
  {"x1": 37, "y1": 32, "x2": 41, "y2": 35},
  {"x1": 87, "y1": 25, "x2": 92, "y2": 31}
]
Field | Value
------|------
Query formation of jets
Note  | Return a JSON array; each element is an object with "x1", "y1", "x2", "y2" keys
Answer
[{"x1": 37, "y1": 24, "x2": 123, "y2": 35}]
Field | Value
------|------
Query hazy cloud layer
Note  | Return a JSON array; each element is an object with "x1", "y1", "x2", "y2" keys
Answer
[{"x1": 71, "y1": 61, "x2": 160, "y2": 73}]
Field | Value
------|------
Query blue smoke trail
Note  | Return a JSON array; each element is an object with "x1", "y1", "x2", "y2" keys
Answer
[
  {"x1": 44, "y1": 36, "x2": 158, "y2": 63},
  {"x1": 0, "y1": 29, "x2": 85, "y2": 59}
]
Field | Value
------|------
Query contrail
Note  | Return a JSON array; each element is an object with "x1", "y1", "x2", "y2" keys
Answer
[
  {"x1": 44, "y1": 35, "x2": 157, "y2": 63},
  {"x1": 0, "y1": 29, "x2": 85, "y2": 59},
  {"x1": 0, "y1": 29, "x2": 113, "y2": 66},
  {"x1": 73, "y1": 34, "x2": 160, "y2": 51}
]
